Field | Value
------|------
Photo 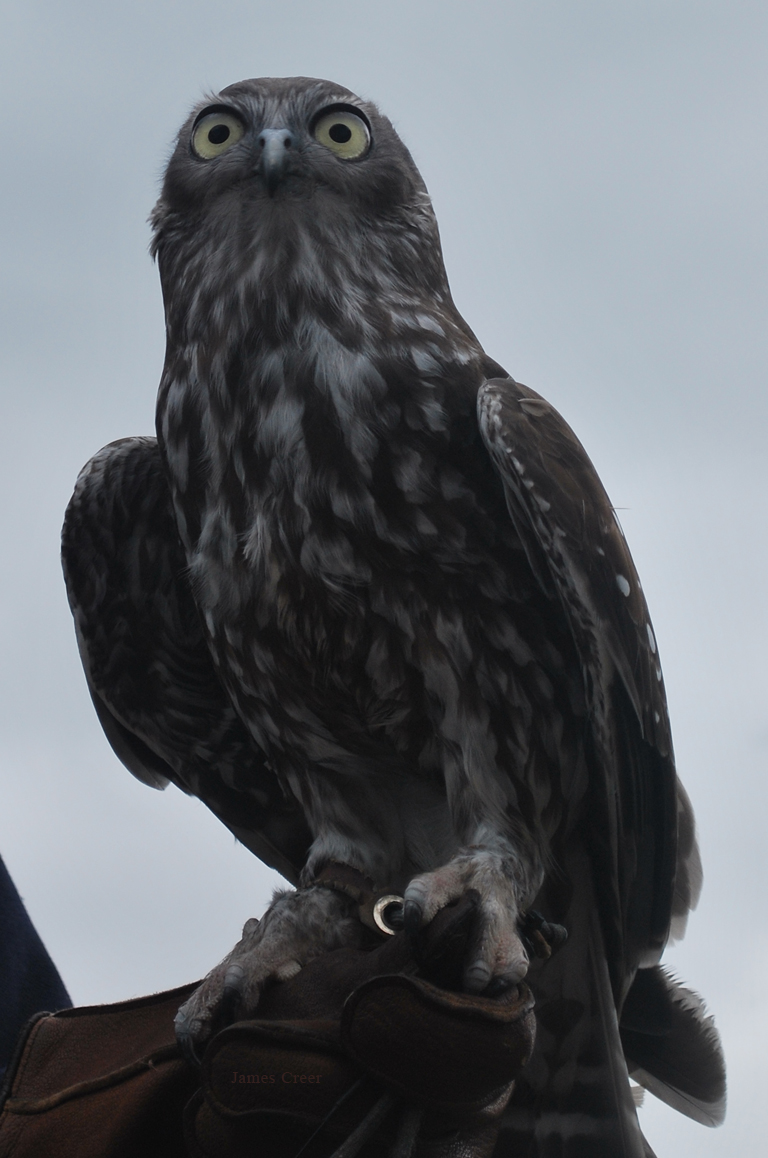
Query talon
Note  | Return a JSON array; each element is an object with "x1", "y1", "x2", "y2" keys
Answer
[
  {"x1": 464, "y1": 961, "x2": 492, "y2": 993},
  {"x1": 173, "y1": 885, "x2": 363, "y2": 1065},
  {"x1": 220, "y1": 963, "x2": 245, "y2": 1023},
  {"x1": 224, "y1": 962, "x2": 245, "y2": 992},
  {"x1": 404, "y1": 850, "x2": 534, "y2": 994},
  {"x1": 518, "y1": 910, "x2": 568, "y2": 960},
  {"x1": 493, "y1": 954, "x2": 529, "y2": 987},
  {"x1": 404, "y1": 898, "x2": 423, "y2": 932},
  {"x1": 174, "y1": 1011, "x2": 204, "y2": 1066}
]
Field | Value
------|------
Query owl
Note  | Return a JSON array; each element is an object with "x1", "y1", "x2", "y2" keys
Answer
[{"x1": 62, "y1": 78, "x2": 724, "y2": 1155}]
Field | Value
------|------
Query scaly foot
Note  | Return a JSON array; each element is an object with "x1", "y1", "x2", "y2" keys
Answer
[
  {"x1": 174, "y1": 885, "x2": 362, "y2": 1061},
  {"x1": 403, "y1": 848, "x2": 530, "y2": 993}
]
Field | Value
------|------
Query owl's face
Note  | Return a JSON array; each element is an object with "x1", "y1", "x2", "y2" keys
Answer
[
  {"x1": 152, "y1": 77, "x2": 453, "y2": 342},
  {"x1": 160, "y1": 77, "x2": 423, "y2": 212}
]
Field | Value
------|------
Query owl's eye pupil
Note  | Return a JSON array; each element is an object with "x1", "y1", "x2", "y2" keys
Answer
[
  {"x1": 328, "y1": 123, "x2": 352, "y2": 144},
  {"x1": 208, "y1": 124, "x2": 231, "y2": 145}
]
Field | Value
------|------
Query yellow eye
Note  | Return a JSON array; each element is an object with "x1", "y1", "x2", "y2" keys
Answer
[
  {"x1": 313, "y1": 109, "x2": 370, "y2": 160},
  {"x1": 192, "y1": 111, "x2": 245, "y2": 160}
]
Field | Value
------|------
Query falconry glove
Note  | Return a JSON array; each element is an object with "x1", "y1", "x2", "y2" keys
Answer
[{"x1": 0, "y1": 895, "x2": 536, "y2": 1158}]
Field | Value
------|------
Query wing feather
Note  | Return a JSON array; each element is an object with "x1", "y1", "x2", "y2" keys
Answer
[
  {"x1": 61, "y1": 436, "x2": 310, "y2": 884},
  {"x1": 478, "y1": 377, "x2": 679, "y2": 971}
]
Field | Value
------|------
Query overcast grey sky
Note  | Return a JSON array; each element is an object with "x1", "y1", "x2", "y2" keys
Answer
[{"x1": 0, "y1": 1, "x2": 765, "y2": 1153}]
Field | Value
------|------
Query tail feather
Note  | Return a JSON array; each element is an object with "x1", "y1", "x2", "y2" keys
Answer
[
  {"x1": 620, "y1": 966, "x2": 726, "y2": 1127},
  {"x1": 496, "y1": 847, "x2": 649, "y2": 1156}
]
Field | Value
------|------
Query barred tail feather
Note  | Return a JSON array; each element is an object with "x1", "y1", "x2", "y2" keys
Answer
[
  {"x1": 497, "y1": 848, "x2": 650, "y2": 1157},
  {"x1": 620, "y1": 966, "x2": 726, "y2": 1127}
]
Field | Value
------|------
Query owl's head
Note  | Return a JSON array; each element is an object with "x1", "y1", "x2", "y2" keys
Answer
[{"x1": 151, "y1": 77, "x2": 451, "y2": 323}]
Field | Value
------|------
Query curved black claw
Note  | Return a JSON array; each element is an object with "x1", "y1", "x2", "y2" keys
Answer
[
  {"x1": 518, "y1": 909, "x2": 568, "y2": 961},
  {"x1": 403, "y1": 898, "x2": 422, "y2": 935},
  {"x1": 174, "y1": 1006, "x2": 205, "y2": 1067},
  {"x1": 219, "y1": 962, "x2": 245, "y2": 1024},
  {"x1": 174, "y1": 963, "x2": 246, "y2": 1067}
]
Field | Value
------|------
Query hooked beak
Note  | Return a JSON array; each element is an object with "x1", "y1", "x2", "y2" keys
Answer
[{"x1": 258, "y1": 128, "x2": 296, "y2": 196}]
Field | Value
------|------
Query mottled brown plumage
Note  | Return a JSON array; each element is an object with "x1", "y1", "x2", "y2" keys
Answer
[{"x1": 62, "y1": 77, "x2": 723, "y2": 1155}]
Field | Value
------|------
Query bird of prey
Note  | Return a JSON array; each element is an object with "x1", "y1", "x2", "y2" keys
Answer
[{"x1": 62, "y1": 77, "x2": 724, "y2": 1155}]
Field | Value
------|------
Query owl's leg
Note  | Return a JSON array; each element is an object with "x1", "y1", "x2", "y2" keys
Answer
[
  {"x1": 173, "y1": 772, "x2": 414, "y2": 1058},
  {"x1": 403, "y1": 836, "x2": 540, "y2": 992},
  {"x1": 174, "y1": 884, "x2": 364, "y2": 1060}
]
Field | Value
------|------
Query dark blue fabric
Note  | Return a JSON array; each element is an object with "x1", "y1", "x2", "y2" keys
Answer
[{"x1": 0, "y1": 853, "x2": 71, "y2": 1074}]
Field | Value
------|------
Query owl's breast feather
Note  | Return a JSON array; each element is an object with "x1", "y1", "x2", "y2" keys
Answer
[{"x1": 160, "y1": 326, "x2": 525, "y2": 632}]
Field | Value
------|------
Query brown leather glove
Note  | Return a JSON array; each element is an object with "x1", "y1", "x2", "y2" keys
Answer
[
  {"x1": 0, "y1": 894, "x2": 536, "y2": 1158},
  {"x1": 186, "y1": 895, "x2": 536, "y2": 1158}
]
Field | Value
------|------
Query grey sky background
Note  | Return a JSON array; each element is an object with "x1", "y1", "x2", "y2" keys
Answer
[{"x1": 0, "y1": 1, "x2": 765, "y2": 1152}]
